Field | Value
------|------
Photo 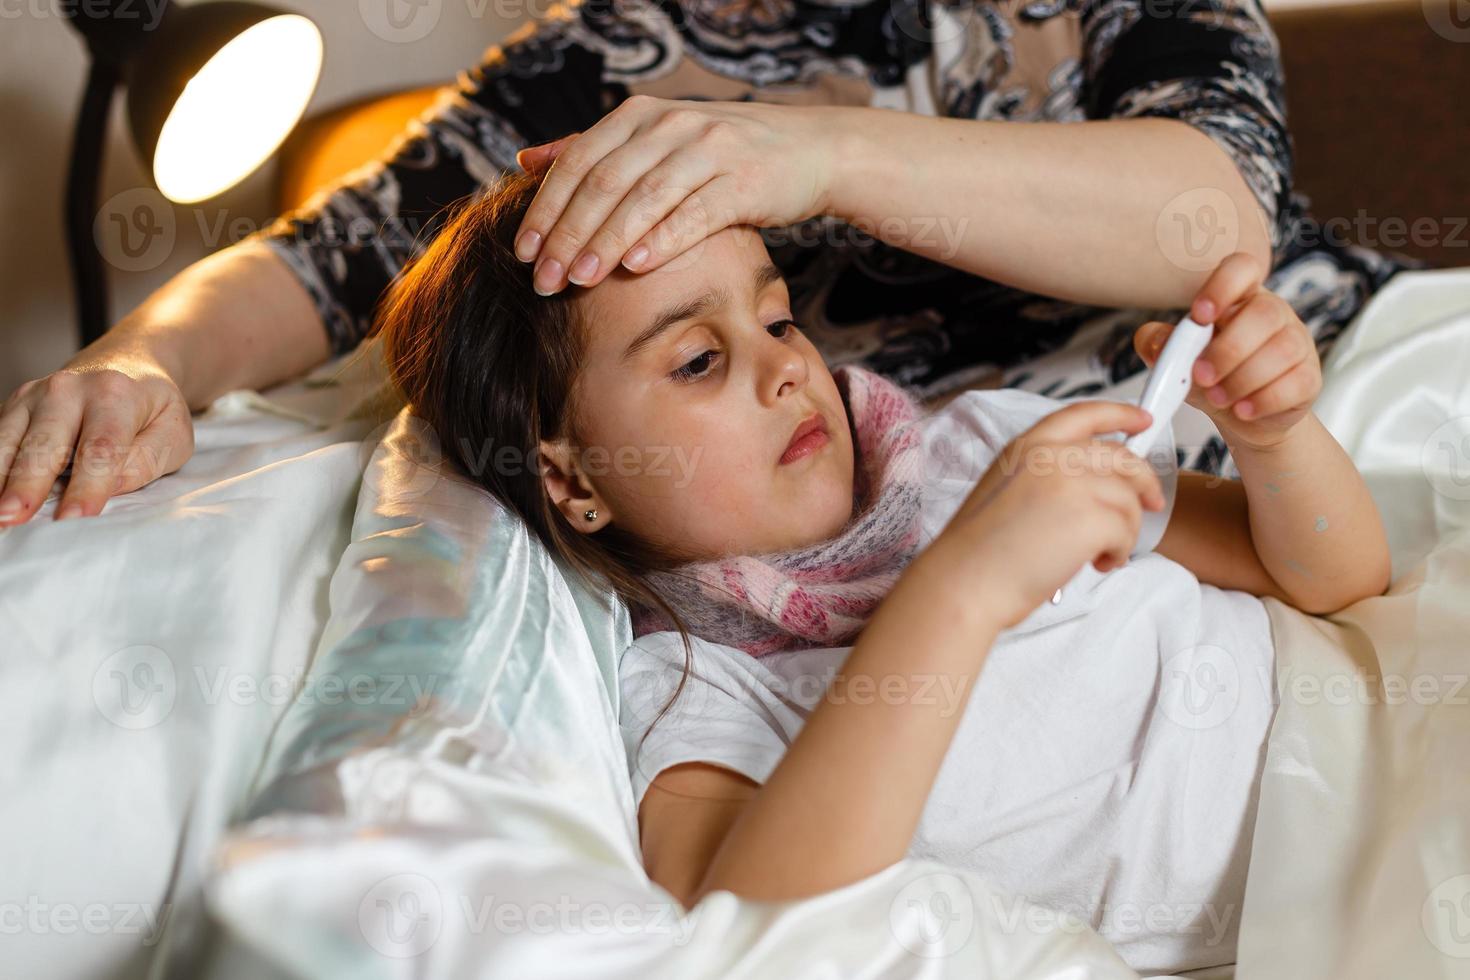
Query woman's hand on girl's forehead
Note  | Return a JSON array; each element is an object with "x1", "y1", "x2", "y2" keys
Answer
[{"x1": 510, "y1": 95, "x2": 844, "y2": 297}]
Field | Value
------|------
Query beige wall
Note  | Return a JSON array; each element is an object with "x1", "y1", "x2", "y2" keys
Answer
[{"x1": 0, "y1": 0, "x2": 523, "y2": 394}]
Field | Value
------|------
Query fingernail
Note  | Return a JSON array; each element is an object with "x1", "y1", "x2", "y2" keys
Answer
[
  {"x1": 56, "y1": 504, "x2": 82, "y2": 521},
  {"x1": 0, "y1": 497, "x2": 19, "y2": 520},
  {"x1": 1207, "y1": 386, "x2": 1229, "y2": 407},
  {"x1": 533, "y1": 258, "x2": 564, "y2": 296},
  {"x1": 1235, "y1": 400, "x2": 1255, "y2": 419},
  {"x1": 514, "y1": 229, "x2": 542, "y2": 263},
  {"x1": 567, "y1": 252, "x2": 599, "y2": 285},
  {"x1": 1195, "y1": 361, "x2": 1216, "y2": 385},
  {"x1": 1196, "y1": 299, "x2": 1216, "y2": 322},
  {"x1": 623, "y1": 245, "x2": 650, "y2": 272}
]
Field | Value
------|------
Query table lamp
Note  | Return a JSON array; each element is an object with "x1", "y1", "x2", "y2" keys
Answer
[{"x1": 64, "y1": 0, "x2": 324, "y2": 345}]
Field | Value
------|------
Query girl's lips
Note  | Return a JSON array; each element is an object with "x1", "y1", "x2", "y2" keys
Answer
[{"x1": 780, "y1": 413, "x2": 830, "y2": 465}]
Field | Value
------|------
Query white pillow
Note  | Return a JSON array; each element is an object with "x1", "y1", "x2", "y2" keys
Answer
[{"x1": 208, "y1": 405, "x2": 1138, "y2": 979}]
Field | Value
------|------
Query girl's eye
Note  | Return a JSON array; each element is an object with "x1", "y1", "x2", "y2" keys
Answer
[
  {"x1": 671, "y1": 349, "x2": 720, "y2": 383},
  {"x1": 667, "y1": 320, "x2": 798, "y2": 383}
]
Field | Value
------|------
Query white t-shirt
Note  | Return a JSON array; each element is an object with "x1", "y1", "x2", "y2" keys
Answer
[{"x1": 617, "y1": 388, "x2": 1278, "y2": 976}]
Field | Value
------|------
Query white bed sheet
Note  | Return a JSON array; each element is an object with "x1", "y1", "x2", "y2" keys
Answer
[
  {"x1": 0, "y1": 360, "x2": 388, "y2": 979},
  {"x1": 3, "y1": 267, "x2": 1467, "y2": 980}
]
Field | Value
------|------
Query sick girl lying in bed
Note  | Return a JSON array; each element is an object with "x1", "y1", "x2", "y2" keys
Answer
[{"x1": 374, "y1": 170, "x2": 1390, "y2": 976}]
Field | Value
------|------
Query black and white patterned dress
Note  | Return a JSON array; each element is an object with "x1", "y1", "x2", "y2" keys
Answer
[{"x1": 255, "y1": 0, "x2": 1427, "y2": 474}]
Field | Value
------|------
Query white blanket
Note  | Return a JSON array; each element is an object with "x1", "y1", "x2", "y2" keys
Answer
[
  {"x1": 3, "y1": 268, "x2": 1468, "y2": 980},
  {"x1": 0, "y1": 365, "x2": 387, "y2": 979}
]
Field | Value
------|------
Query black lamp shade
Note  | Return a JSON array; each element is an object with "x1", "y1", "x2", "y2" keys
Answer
[
  {"x1": 63, "y1": 0, "x2": 323, "y2": 344},
  {"x1": 128, "y1": 2, "x2": 302, "y2": 174}
]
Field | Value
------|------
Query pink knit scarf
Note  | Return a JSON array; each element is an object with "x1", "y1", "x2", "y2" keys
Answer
[{"x1": 630, "y1": 365, "x2": 929, "y2": 657}]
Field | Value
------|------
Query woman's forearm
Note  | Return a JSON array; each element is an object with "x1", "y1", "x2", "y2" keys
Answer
[
  {"x1": 822, "y1": 108, "x2": 1273, "y2": 311},
  {"x1": 689, "y1": 550, "x2": 1002, "y2": 905},
  {"x1": 70, "y1": 240, "x2": 330, "y2": 411},
  {"x1": 1230, "y1": 414, "x2": 1391, "y2": 614}
]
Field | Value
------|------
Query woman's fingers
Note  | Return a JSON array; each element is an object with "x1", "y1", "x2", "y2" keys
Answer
[
  {"x1": 531, "y1": 137, "x2": 695, "y2": 294},
  {"x1": 621, "y1": 174, "x2": 739, "y2": 275},
  {"x1": 0, "y1": 387, "x2": 83, "y2": 524},
  {"x1": 1189, "y1": 250, "x2": 1266, "y2": 325},
  {"x1": 515, "y1": 132, "x2": 579, "y2": 175},
  {"x1": 567, "y1": 148, "x2": 720, "y2": 284},
  {"x1": 514, "y1": 111, "x2": 641, "y2": 263},
  {"x1": 0, "y1": 401, "x2": 30, "y2": 494},
  {"x1": 0, "y1": 368, "x2": 195, "y2": 525},
  {"x1": 55, "y1": 397, "x2": 147, "y2": 519},
  {"x1": 515, "y1": 98, "x2": 675, "y2": 282}
]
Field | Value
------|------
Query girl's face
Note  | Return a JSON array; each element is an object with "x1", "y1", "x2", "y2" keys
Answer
[{"x1": 538, "y1": 226, "x2": 856, "y2": 560}]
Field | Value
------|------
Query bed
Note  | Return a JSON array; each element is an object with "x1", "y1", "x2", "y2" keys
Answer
[{"x1": 4, "y1": 261, "x2": 1469, "y2": 980}]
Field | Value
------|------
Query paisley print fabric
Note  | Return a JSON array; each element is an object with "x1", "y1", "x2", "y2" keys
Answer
[{"x1": 254, "y1": 0, "x2": 1427, "y2": 475}]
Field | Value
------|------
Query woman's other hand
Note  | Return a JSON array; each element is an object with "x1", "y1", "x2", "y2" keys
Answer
[
  {"x1": 1134, "y1": 251, "x2": 1323, "y2": 452},
  {"x1": 510, "y1": 95, "x2": 841, "y2": 296},
  {"x1": 0, "y1": 356, "x2": 194, "y2": 525},
  {"x1": 921, "y1": 401, "x2": 1165, "y2": 631}
]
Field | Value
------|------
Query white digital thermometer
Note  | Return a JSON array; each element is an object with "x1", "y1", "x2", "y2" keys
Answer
[
  {"x1": 1124, "y1": 315, "x2": 1214, "y2": 458},
  {"x1": 1049, "y1": 315, "x2": 1215, "y2": 605}
]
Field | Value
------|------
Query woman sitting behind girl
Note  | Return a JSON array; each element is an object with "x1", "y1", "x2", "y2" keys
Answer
[{"x1": 375, "y1": 170, "x2": 1390, "y2": 975}]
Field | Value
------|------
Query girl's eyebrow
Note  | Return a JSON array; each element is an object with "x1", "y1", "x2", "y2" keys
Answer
[{"x1": 621, "y1": 262, "x2": 786, "y2": 362}]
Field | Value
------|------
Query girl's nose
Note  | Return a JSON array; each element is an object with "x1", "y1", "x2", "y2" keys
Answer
[{"x1": 762, "y1": 332, "x2": 808, "y2": 404}]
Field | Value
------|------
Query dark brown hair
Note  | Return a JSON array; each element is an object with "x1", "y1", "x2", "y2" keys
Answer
[{"x1": 372, "y1": 169, "x2": 696, "y2": 758}]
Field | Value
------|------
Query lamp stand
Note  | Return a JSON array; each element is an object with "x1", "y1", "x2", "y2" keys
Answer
[{"x1": 65, "y1": 57, "x2": 122, "y2": 349}]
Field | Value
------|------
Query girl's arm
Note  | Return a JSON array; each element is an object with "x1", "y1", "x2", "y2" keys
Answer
[
  {"x1": 635, "y1": 402, "x2": 1166, "y2": 907},
  {"x1": 1145, "y1": 255, "x2": 1392, "y2": 614}
]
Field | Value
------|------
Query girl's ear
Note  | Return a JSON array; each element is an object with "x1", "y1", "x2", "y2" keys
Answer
[{"x1": 538, "y1": 438, "x2": 610, "y2": 532}]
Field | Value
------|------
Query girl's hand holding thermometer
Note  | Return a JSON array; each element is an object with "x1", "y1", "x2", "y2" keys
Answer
[
  {"x1": 1134, "y1": 254, "x2": 1324, "y2": 452},
  {"x1": 923, "y1": 401, "x2": 1165, "y2": 632},
  {"x1": 1048, "y1": 252, "x2": 1326, "y2": 604},
  {"x1": 1048, "y1": 316, "x2": 1212, "y2": 604}
]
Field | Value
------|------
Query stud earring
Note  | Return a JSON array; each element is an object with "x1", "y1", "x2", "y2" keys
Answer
[{"x1": 584, "y1": 508, "x2": 598, "y2": 522}]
